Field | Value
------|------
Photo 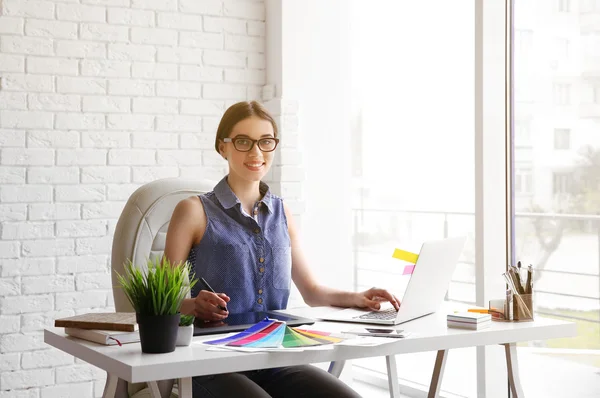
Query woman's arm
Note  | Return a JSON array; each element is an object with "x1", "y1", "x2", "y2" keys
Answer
[
  {"x1": 286, "y1": 203, "x2": 400, "y2": 311},
  {"x1": 163, "y1": 196, "x2": 229, "y2": 320}
]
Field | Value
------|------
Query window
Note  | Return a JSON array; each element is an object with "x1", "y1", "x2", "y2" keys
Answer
[
  {"x1": 553, "y1": 83, "x2": 571, "y2": 105},
  {"x1": 514, "y1": 0, "x2": 600, "y2": 395},
  {"x1": 556, "y1": 0, "x2": 571, "y2": 12},
  {"x1": 514, "y1": 29, "x2": 533, "y2": 60},
  {"x1": 554, "y1": 128, "x2": 571, "y2": 150},
  {"x1": 581, "y1": 0, "x2": 600, "y2": 12},
  {"x1": 515, "y1": 168, "x2": 533, "y2": 194},
  {"x1": 552, "y1": 171, "x2": 574, "y2": 194},
  {"x1": 582, "y1": 34, "x2": 600, "y2": 57},
  {"x1": 350, "y1": 2, "x2": 477, "y2": 396},
  {"x1": 515, "y1": 120, "x2": 531, "y2": 146},
  {"x1": 552, "y1": 38, "x2": 570, "y2": 61},
  {"x1": 581, "y1": 83, "x2": 600, "y2": 104}
]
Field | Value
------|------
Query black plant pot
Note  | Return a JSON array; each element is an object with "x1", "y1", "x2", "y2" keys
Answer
[{"x1": 136, "y1": 313, "x2": 181, "y2": 354}]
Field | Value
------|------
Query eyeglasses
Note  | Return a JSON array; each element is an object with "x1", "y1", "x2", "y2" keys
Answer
[{"x1": 223, "y1": 136, "x2": 280, "y2": 152}]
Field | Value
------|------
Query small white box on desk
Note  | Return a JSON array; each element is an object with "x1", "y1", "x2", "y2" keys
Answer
[{"x1": 447, "y1": 312, "x2": 492, "y2": 330}]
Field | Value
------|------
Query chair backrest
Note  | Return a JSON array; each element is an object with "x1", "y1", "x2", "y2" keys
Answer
[{"x1": 111, "y1": 177, "x2": 215, "y2": 312}]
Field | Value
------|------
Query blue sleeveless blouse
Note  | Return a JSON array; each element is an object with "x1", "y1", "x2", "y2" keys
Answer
[{"x1": 187, "y1": 177, "x2": 292, "y2": 313}]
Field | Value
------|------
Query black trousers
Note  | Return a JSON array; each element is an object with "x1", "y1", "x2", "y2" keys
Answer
[{"x1": 191, "y1": 365, "x2": 363, "y2": 398}]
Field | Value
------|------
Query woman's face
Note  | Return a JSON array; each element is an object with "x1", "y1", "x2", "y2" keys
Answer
[{"x1": 219, "y1": 116, "x2": 276, "y2": 183}]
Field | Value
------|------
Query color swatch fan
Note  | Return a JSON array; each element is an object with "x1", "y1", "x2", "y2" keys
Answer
[{"x1": 203, "y1": 318, "x2": 344, "y2": 349}]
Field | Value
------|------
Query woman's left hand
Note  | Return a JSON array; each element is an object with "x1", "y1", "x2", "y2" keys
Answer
[{"x1": 354, "y1": 287, "x2": 400, "y2": 311}]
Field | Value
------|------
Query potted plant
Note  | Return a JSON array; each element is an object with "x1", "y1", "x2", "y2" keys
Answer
[
  {"x1": 116, "y1": 257, "x2": 197, "y2": 353},
  {"x1": 176, "y1": 314, "x2": 195, "y2": 346}
]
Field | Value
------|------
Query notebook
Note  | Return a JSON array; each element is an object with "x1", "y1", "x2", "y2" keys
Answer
[
  {"x1": 55, "y1": 312, "x2": 137, "y2": 332},
  {"x1": 321, "y1": 237, "x2": 467, "y2": 325},
  {"x1": 447, "y1": 312, "x2": 492, "y2": 330},
  {"x1": 65, "y1": 327, "x2": 140, "y2": 346}
]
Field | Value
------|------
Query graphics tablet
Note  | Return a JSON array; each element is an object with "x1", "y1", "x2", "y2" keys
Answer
[{"x1": 193, "y1": 310, "x2": 315, "y2": 336}]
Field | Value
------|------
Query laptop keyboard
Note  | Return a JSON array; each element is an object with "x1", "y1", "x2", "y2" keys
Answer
[{"x1": 355, "y1": 308, "x2": 398, "y2": 320}]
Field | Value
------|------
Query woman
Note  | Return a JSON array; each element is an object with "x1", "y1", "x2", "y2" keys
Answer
[{"x1": 164, "y1": 101, "x2": 400, "y2": 398}]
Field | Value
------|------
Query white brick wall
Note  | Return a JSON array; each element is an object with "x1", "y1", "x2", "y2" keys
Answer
[{"x1": 0, "y1": 1, "x2": 268, "y2": 396}]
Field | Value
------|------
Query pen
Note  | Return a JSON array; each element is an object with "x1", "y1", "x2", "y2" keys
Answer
[
  {"x1": 506, "y1": 288, "x2": 513, "y2": 320},
  {"x1": 525, "y1": 265, "x2": 533, "y2": 294},
  {"x1": 508, "y1": 267, "x2": 525, "y2": 294},
  {"x1": 199, "y1": 277, "x2": 228, "y2": 312},
  {"x1": 503, "y1": 272, "x2": 519, "y2": 296}
]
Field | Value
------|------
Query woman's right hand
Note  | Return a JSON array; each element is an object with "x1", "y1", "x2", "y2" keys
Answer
[{"x1": 193, "y1": 290, "x2": 230, "y2": 321}]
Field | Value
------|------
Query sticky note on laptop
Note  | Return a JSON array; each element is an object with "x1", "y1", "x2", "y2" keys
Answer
[
  {"x1": 402, "y1": 265, "x2": 415, "y2": 275},
  {"x1": 392, "y1": 249, "x2": 419, "y2": 264}
]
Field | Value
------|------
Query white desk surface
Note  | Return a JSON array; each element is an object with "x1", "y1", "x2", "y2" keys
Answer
[{"x1": 44, "y1": 303, "x2": 576, "y2": 384}]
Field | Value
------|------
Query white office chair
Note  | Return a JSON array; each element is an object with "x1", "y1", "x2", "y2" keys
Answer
[{"x1": 108, "y1": 177, "x2": 346, "y2": 398}]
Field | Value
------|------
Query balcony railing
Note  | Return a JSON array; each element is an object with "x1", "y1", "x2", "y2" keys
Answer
[{"x1": 351, "y1": 208, "x2": 600, "y2": 327}]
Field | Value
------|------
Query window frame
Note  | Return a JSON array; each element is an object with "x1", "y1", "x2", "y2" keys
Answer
[{"x1": 475, "y1": 0, "x2": 512, "y2": 396}]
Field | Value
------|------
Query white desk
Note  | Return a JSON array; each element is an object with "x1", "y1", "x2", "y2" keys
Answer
[{"x1": 44, "y1": 305, "x2": 576, "y2": 398}]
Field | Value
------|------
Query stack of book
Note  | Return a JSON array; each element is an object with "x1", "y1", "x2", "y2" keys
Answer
[
  {"x1": 447, "y1": 312, "x2": 492, "y2": 330},
  {"x1": 55, "y1": 313, "x2": 140, "y2": 346}
]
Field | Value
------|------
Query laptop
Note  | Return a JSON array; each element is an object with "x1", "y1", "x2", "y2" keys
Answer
[{"x1": 321, "y1": 236, "x2": 467, "y2": 325}]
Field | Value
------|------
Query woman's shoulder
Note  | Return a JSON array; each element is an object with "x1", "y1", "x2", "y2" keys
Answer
[{"x1": 173, "y1": 195, "x2": 205, "y2": 220}]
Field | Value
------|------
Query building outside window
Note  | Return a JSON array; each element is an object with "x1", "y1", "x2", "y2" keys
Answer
[
  {"x1": 515, "y1": 120, "x2": 532, "y2": 146},
  {"x1": 514, "y1": 0, "x2": 599, "y2": 396},
  {"x1": 553, "y1": 38, "x2": 570, "y2": 61},
  {"x1": 556, "y1": 0, "x2": 571, "y2": 12},
  {"x1": 553, "y1": 83, "x2": 571, "y2": 105},
  {"x1": 554, "y1": 128, "x2": 571, "y2": 150},
  {"x1": 581, "y1": 0, "x2": 600, "y2": 12},
  {"x1": 552, "y1": 171, "x2": 574, "y2": 194},
  {"x1": 515, "y1": 168, "x2": 534, "y2": 195}
]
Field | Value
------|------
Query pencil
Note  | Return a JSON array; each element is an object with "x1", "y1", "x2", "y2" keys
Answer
[
  {"x1": 467, "y1": 309, "x2": 490, "y2": 314},
  {"x1": 200, "y1": 277, "x2": 228, "y2": 312}
]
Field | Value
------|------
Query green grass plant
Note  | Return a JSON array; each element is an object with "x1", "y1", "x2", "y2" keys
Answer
[
  {"x1": 179, "y1": 314, "x2": 195, "y2": 326},
  {"x1": 116, "y1": 257, "x2": 197, "y2": 316}
]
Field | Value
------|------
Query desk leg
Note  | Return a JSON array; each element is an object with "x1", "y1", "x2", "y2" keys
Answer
[
  {"x1": 178, "y1": 377, "x2": 193, "y2": 398},
  {"x1": 385, "y1": 355, "x2": 400, "y2": 398},
  {"x1": 147, "y1": 380, "x2": 176, "y2": 398},
  {"x1": 148, "y1": 381, "x2": 162, "y2": 398},
  {"x1": 102, "y1": 373, "x2": 118, "y2": 398},
  {"x1": 504, "y1": 343, "x2": 525, "y2": 398},
  {"x1": 328, "y1": 360, "x2": 346, "y2": 378},
  {"x1": 428, "y1": 350, "x2": 448, "y2": 398}
]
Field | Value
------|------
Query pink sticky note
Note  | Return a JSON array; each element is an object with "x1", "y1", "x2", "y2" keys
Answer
[{"x1": 402, "y1": 264, "x2": 415, "y2": 275}]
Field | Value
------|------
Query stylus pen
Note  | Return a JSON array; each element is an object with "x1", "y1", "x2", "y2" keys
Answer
[{"x1": 200, "y1": 277, "x2": 228, "y2": 312}]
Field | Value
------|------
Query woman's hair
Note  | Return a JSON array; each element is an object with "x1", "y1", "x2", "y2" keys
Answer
[{"x1": 214, "y1": 101, "x2": 279, "y2": 153}]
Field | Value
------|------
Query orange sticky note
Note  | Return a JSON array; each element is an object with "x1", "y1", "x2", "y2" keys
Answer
[{"x1": 392, "y1": 248, "x2": 419, "y2": 264}]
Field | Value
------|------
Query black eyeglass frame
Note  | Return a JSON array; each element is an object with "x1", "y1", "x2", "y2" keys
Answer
[{"x1": 223, "y1": 136, "x2": 280, "y2": 152}]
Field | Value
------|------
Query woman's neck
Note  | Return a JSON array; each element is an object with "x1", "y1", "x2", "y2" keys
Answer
[{"x1": 226, "y1": 174, "x2": 262, "y2": 214}]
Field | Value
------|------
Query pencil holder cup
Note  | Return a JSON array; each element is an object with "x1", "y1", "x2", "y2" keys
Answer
[
  {"x1": 512, "y1": 294, "x2": 533, "y2": 321},
  {"x1": 488, "y1": 299, "x2": 508, "y2": 320}
]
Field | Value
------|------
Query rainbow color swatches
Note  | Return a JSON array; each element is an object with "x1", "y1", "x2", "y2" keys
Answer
[{"x1": 204, "y1": 318, "x2": 344, "y2": 348}]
